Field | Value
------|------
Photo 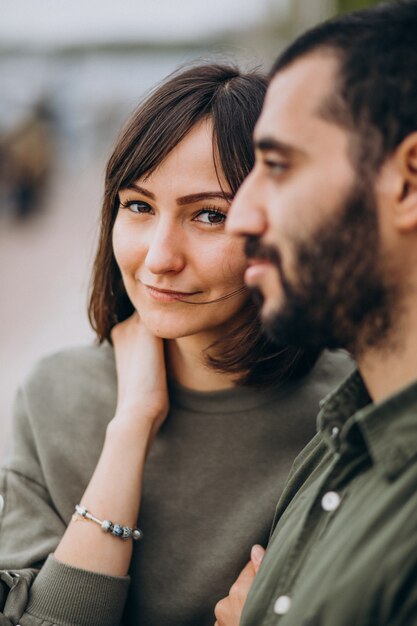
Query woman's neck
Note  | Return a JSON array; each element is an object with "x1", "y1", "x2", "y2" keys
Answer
[{"x1": 165, "y1": 335, "x2": 236, "y2": 391}]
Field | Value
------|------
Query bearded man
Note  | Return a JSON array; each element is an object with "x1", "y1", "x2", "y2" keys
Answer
[{"x1": 215, "y1": 1, "x2": 417, "y2": 625}]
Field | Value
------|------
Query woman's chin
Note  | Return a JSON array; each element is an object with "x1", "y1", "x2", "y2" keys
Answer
[
  {"x1": 138, "y1": 316, "x2": 193, "y2": 340},
  {"x1": 150, "y1": 328, "x2": 186, "y2": 340},
  {"x1": 136, "y1": 307, "x2": 229, "y2": 342}
]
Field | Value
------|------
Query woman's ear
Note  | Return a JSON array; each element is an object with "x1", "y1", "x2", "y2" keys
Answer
[{"x1": 394, "y1": 132, "x2": 417, "y2": 233}]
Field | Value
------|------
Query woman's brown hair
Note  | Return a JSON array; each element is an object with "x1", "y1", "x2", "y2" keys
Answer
[{"x1": 89, "y1": 62, "x2": 319, "y2": 386}]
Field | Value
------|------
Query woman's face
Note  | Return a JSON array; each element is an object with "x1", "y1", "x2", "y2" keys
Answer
[{"x1": 112, "y1": 119, "x2": 249, "y2": 341}]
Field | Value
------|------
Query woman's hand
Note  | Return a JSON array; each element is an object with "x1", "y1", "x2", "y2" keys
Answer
[
  {"x1": 55, "y1": 313, "x2": 167, "y2": 574},
  {"x1": 110, "y1": 312, "x2": 169, "y2": 442}
]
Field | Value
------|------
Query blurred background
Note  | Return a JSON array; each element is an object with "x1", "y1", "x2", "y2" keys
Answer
[{"x1": 0, "y1": 0, "x2": 380, "y2": 457}]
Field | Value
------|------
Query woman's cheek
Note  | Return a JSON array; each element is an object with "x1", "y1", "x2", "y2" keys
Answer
[
  {"x1": 220, "y1": 239, "x2": 247, "y2": 283},
  {"x1": 112, "y1": 219, "x2": 126, "y2": 270},
  {"x1": 113, "y1": 225, "x2": 142, "y2": 276}
]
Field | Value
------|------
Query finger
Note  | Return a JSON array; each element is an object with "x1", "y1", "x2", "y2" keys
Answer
[
  {"x1": 250, "y1": 544, "x2": 265, "y2": 573},
  {"x1": 235, "y1": 559, "x2": 255, "y2": 584},
  {"x1": 228, "y1": 560, "x2": 255, "y2": 598}
]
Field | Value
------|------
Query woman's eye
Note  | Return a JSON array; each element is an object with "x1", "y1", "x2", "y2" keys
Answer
[
  {"x1": 194, "y1": 208, "x2": 227, "y2": 225},
  {"x1": 120, "y1": 200, "x2": 152, "y2": 214}
]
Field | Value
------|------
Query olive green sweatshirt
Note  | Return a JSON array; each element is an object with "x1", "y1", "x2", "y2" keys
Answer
[{"x1": 0, "y1": 343, "x2": 353, "y2": 626}]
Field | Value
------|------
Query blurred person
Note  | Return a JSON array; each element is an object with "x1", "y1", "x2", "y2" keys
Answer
[
  {"x1": 0, "y1": 64, "x2": 352, "y2": 626},
  {"x1": 0, "y1": 98, "x2": 55, "y2": 220},
  {"x1": 215, "y1": 2, "x2": 417, "y2": 625}
]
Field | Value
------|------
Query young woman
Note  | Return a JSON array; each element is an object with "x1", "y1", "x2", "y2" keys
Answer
[{"x1": 0, "y1": 64, "x2": 352, "y2": 626}]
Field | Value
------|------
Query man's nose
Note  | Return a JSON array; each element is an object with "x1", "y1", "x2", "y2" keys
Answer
[{"x1": 227, "y1": 169, "x2": 267, "y2": 237}]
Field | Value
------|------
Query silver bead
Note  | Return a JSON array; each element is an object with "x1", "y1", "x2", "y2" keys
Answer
[
  {"x1": 132, "y1": 528, "x2": 144, "y2": 541},
  {"x1": 101, "y1": 520, "x2": 113, "y2": 532},
  {"x1": 76, "y1": 505, "x2": 88, "y2": 517},
  {"x1": 122, "y1": 527, "x2": 132, "y2": 540},
  {"x1": 112, "y1": 524, "x2": 123, "y2": 537}
]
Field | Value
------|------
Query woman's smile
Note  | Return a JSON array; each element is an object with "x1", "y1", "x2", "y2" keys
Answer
[{"x1": 142, "y1": 283, "x2": 203, "y2": 303}]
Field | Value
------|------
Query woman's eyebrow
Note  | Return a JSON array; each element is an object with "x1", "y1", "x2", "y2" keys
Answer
[
  {"x1": 122, "y1": 185, "x2": 233, "y2": 205},
  {"x1": 176, "y1": 191, "x2": 233, "y2": 206},
  {"x1": 124, "y1": 183, "x2": 155, "y2": 199}
]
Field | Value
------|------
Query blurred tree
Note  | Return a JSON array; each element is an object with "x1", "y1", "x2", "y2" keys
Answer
[{"x1": 337, "y1": 0, "x2": 383, "y2": 13}]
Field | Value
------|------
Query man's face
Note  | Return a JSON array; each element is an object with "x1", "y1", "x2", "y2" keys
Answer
[{"x1": 227, "y1": 52, "x2": 395, "y2": 354}]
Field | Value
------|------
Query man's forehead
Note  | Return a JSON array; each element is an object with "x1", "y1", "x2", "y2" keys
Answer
[{"x1": 255, "y1": 52, "x2": 341, "y2": 140}]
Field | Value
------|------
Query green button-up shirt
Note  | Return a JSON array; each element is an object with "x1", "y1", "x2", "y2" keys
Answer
[{"x1": 242, "y1": 370, "x2": 417, "y2": 626}]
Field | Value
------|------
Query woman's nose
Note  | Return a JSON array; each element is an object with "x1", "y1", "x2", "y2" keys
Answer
[{"x1": 144, "y1": 220, "x2": 186, "y2": 275}]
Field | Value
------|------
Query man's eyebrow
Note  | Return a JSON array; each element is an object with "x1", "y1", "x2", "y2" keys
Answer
[
  {"x1": 121, "y1": 185, "x2": 233, "y2": 206},
  {"x1": 254, "y1": 137, "x2": 301, "y2": 158}
]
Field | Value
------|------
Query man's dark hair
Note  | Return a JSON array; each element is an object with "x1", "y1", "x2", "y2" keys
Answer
[{"x1": 271, "y1": 0, "x2": 417, "y2": 172}]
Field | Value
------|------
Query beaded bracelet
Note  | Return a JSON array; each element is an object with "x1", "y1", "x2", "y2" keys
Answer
[{"x1": 73, "y1": 504, "x2": 144, "y2": 541}]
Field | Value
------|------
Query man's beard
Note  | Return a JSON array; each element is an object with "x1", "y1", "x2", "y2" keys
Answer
[{"x1": 245, "y1": 180, "x2": 398, "y2": 357}]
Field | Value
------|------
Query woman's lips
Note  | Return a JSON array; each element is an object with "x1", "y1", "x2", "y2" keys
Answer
[{"x1": 143, "y1": 284, "x2": 202, "y2": 302}]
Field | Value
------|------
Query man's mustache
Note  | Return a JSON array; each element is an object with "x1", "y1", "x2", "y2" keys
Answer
[{"x1": 244, "y1": 235, "x2": 281, "y2": 266}]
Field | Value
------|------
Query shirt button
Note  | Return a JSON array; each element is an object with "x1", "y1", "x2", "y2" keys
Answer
[
  {"x1": 274, "y1": 595, "x2": 291, "y2": 615},
  {"x1": 0, "y1": 494, "x2": 4, "y2": 514},
  {"x1": 321, "y1": 491, "x2": 341, "y2": 511},
  {"x1": 331, "y1": 426, "x2": 340, "y2": 438}
]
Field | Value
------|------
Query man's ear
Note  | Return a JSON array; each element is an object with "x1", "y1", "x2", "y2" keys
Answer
[{"x1": 394, "y1": 132, "x2": 417, "y2": 233}]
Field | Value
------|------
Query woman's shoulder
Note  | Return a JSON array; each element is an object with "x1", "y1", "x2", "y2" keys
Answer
[
  {"x1": 24, "y1": 341, "x2": 115, "y2": 388},
  {"x1": 300, "y1": 349, "x2": 355, "y2": 400},
  {"x1": 314, "y1": 349, "x2": 355, "y2": 380},
  {"x1": 19, "y1": 342, "x2": 117, "y2": 422}
]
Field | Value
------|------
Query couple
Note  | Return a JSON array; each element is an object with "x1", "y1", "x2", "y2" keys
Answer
[{"x1": 2, "y1": 1, "x2": 417, "y2": 625}]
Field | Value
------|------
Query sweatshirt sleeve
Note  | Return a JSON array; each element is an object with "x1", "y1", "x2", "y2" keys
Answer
[
  {"x1": 0, "y1": 559, "x2": 129, "y2": 626},
  {"x1": 0, "y1": 568, "x2": 38, "y2": 624},
  {"x1": 0, "y1": 387, "x2": 66, "y2": 569},
  {"x1": 0, "y1": 383, "x2": 130, "y2": 626},
  {"x1": 22, "y1": 555, "x2": 129, "y2": 626}
]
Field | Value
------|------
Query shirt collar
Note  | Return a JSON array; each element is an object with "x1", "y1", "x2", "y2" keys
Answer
[{"x1": 318, "y1": 370, "x2": 417, "y2": 480}]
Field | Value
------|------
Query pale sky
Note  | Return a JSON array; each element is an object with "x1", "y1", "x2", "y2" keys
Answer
[{"x1": 0, "y1": 0, "x2": 290, "y2": 47}]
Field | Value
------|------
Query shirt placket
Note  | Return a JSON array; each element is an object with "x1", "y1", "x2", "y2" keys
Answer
[{"x1": 266, "y1": 436, "x2": 369, "y2": 624}]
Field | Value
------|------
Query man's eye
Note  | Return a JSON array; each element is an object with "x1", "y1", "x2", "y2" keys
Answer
[
  {"x1": 120, "y1": 200, "x2": 152, "y2": 214},
  {"x1": 194, "y1": 208, "x2": 227, "y2": 225},
  {"x1": 264, "y1": 160, "x2": 287, "y2": 174}
]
